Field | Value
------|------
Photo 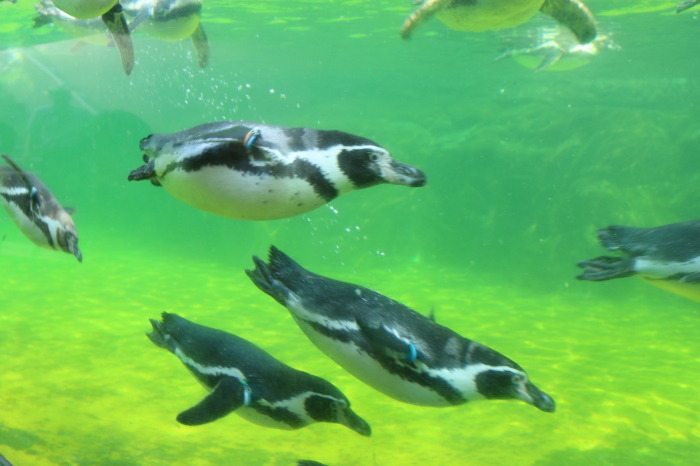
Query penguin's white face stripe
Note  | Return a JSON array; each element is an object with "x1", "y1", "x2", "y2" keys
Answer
[
  {"x1": 39, "y1": 214, "x2": 63, "y2": 249},
  {"x1": 0, "y1": 186, "x2": 30, "y2": 196},
  {"x1": 173, "y1": 347, "x2": 247, "y2": 385},
  {"x1": 425, "y1": 364, "x2": 524, "y2": 402},
  {"x1": 636, "y1": 257, "x2": 700, "y2": 278},
  {"x1": 286, "y1": 294, "x2": 359, "y2": 332}
]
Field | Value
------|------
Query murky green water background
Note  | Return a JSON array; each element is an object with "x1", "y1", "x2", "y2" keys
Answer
[{"x1": 1, "y1": 1, "x2": 699, "y2": 464}]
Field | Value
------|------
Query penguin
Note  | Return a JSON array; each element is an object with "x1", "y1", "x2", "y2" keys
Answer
[
  {"x1": 50, "y1": 0, "x2": 134, "y2": 75},
  {"x1": 245, "y1": 246, "x2": 555, "y2": 412},
  {"x1": 0, "y1": 155, "x2": 82, "y2": 262},
  {"x1": 676, "y1": 0, "x2": 699, "y2": 13},
  {"x1": 147, "y1": 312, "x2": 371, "y2": 436},
  {"x1": 124, "y1": 0, "x2": 209, "y2": 68},
  {"x1": 577, "y1": 220, "x2": 700, "y2": 302},
  {"x1": 297, "y1": 461, "x2": 328, "y2": 466},
  {"x1": 127, "y1": 121, "x2": 426, "y2": 221}
]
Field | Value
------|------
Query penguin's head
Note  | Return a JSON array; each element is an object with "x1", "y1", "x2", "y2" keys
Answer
[
  {"x1": 474, "y1": 368, "x2": 555, "y2": 413},
  {"x1": 304, "y1": 392, "x2": 371, "y2": 437},
  {"x1": 337, "y1": 146, "x2": 426, "y2": 190},
  {"x1": 56, "y1": 209, "x2": 82, "y2": 262}
]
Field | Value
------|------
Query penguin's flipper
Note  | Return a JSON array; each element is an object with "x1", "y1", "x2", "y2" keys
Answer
[
  {"x1": 534, "y1": 49, "x2": 566, "y2": 72},
  {"x1": 177, "y1": 377, "x2": 248, "y2": 426},
  {"x1": 400, "y1": 0, "x2": 452, "y2": 40},
  {"x1": 680, "y1": 272, "x2": 700, "y2": 283},
  {"x1": 539, "y1": 0, "x2": 596, "y2": 44},
  {"x1": 190, "y1": 23, "x2": 210, "y2": 69},
  {"x1": 101, "y1": 4, "x2": 135, "y2": 75},
  {"x1": 356, "y1": 319, "x2": 418, "y2": 364},
  {"x1": 576, "y1": 256, "x2": 637, "y2": 281},
  {"x1": 127, "y1": 7, "x2": 149, "y2": 33}
]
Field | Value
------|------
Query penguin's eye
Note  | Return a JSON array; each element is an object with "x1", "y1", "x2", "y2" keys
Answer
[
  {"x1": 368, "y1": 152, "x2": 380, "y2": 162},
  {"x1": 511, "y1": 373, "x2": 525, "y2": 384}
]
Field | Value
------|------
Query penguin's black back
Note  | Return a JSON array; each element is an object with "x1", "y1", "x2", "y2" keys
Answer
[
  {"x1": 598, "y1": 220, "x2": 700, "y2": 262},
  {"x1": 264, "y1": 247, "x2": 521, "y2": 371}
]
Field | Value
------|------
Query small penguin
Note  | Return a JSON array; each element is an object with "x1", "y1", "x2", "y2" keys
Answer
[
  {"x1": 577, "y1": 220, "x2": 700, "y2": 302},
  {"x1": 50, "y1": 0, "x2": 134, "y2": 74},
  {"x1": 127, "y1": 121, "x2": 426, "y2": 221},
  {"x1": 246, "y1": 247, "x2": 555, "y2": 412},
  {"x1": 0, "y1": 155, "x2": 82, "y2": 262},
  {"x1": 676, "y1": 0, "x2": 699, "y2": 13},
  {"x1": 147, "y1": 312, "x2": 371, "y2": 436},
  {"x1": 124, "y1": 0, "x2": 209, "y2": 68}
]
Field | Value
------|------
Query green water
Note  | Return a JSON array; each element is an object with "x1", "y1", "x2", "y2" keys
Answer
[{"x1": 1, "y1": 0, "x2": 700, "y2": 464}]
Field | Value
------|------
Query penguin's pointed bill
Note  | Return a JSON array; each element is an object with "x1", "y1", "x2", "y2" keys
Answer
[
  {"x1": 190, "y1": 23, "x2": 210, "y2": 68},
  {"x1": 539, "y1": 0, "x2": 596, "y2": 44},
  {"x1": 101, "y1": 3, "x2": 134, "y2": 75},
  {"x1": 177, "y1": 377, "x2": 249, "y2": 426}
]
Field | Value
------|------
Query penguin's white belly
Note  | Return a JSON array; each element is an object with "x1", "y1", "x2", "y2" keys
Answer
[
  {"x1": 159, "y1": 166, "x2": 327, "y2": 221},
  {"x1": 235, "y1": 406, "x2": 297, "y2": 430},
  {"x1": 53, "y1": 0, "x2": 115, "y2": 19},
  {"x1": 293, "y1": 317, "x2": 452, "y2": 407},
  {"x1": 142, "y1": 16, "x2": 200, "y2": 41},
  {"x1": 0, "y1": 200, "x2": 52, "y2": 250}
]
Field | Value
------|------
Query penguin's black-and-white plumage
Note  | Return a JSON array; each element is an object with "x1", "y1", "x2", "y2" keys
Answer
[
  {"x1": 124, "y1": 0, "x2": 209, "y2": 68},
  {"x1": 246, "y1": 247, "x2": 555, "y2": 412},
  {"x1": 147, "y1": 312, "x2": 371, "y2": 436},
  {"x1": 0, "y1": 155, "x2": 82, "y2": 262},
  {"x1": 127, "y1": 121, "x2": 426, "y2": 221},
  {"x1": 577, "y1": 220, "x2": 700, "y2": 302}
]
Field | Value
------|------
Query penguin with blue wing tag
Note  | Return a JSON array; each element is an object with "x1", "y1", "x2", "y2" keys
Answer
[
  {"x1": 246, "y1": 246, "x2": 555, "y2": 412},
  {"x1": 0, "y1": 155, "x2": 82, "y2": 262},
  {"x1": 128, "y1": 120, "x2": 426, "y2": 221},
  {"x1": 577, "y1": 220, "x2": 700, "y2": 302},
  {"x1": 147, "y1": 313, "x2": 371, "y2": 435}
]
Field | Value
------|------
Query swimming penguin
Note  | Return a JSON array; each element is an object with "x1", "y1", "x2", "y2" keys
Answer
[
  {"x1": 50, "y1": 0, "x2": 134, "y2": 74},
  {"x1": 676, "y1": 0, "x2": 699, "y2": 12},
  {"x1": 0, "y1": 155, "x2": 82, "y2": 262},
  {"x1": 127, "y1": 121, "x2": 426, "y2": 221},
  {"x1": 577, "y1": 220, "x2": 700, "y2": 302},
  {"x1": 147, "y1": 312, "x2": 371, "y2": 436},
  {"x1": 124, "y1": 0, "x2": 209, "y2": 68},
  {"x1": 246, "y1": 247, "x2": 555, "y2": 412},
  {"x1": 400, "y1": 0, "x2": 597, "y2": 45}
]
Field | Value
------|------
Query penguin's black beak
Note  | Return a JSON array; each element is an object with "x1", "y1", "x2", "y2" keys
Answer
[
  {"x1": 382, "y1": 161, "x2": 426, "y2": 187},
  {"x1": 519, "y1": 381, "x2": 556, "y2": 413}
]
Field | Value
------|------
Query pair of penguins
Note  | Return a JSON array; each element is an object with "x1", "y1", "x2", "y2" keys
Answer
[{"x1": 3, "y1": 120, "x2": 700, "y2": 466}]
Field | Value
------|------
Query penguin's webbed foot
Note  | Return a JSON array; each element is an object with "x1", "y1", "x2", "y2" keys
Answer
[
  {"x1": 128, "y1": 160, "x2": 156, "y2": 182},
  {"x1": 245, "y1": 255, "x2": 294, "y2": 306},
  {"x1": 576, "y1": 256, "x2": 636, "y2": 281}
]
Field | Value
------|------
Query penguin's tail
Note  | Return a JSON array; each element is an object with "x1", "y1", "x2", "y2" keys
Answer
[{"x1": 576, "y1": 256, "x2": 637, "y2": 281}]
